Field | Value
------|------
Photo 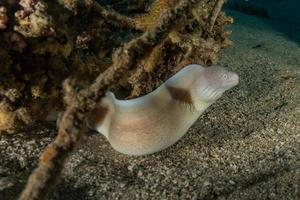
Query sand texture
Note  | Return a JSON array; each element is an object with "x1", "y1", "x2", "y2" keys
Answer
[{"x1": 0, "y1": 11, "x2": 299, "y2": 200}]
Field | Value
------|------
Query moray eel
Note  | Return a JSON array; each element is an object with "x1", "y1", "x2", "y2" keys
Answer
[{"x1": 88, "y1": 64, "x2": 239, "y2": 155}]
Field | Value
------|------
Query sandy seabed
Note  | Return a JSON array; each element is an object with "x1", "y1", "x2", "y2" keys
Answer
[{"x1": 0, "y1": 11, "x2": 299, "y2": 200}]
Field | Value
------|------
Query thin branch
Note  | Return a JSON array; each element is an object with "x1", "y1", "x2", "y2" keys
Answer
[
  {"x1": 93, "y1": 1, "x2": 137, "y2": 30},
  {"x1": 18, "y1": 1, "x2": 199, "y2": 200},
  {"x1": 208, "y1": 0, "x2": 225, "y2": 33}
]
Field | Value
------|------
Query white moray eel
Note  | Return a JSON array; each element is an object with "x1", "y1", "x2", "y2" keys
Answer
[{"x1": 88, "y1": 64, "x2": 239, "y2": 155}]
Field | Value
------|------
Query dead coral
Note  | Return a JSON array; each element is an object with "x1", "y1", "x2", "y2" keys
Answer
[
  {"x1": 133, "y1": 0, "x2": 174, "y2": 31},
  {"x1": 14, "y1": 1, "x2": 55, "y2": 37},
  {"x1": 19, "y1": 0, "x2": 38, "y2": 11},
  {"x1": 0, "y1": 6, "x2": 8, "y2": 29},
  {"x1": 0, "y1": 0, "x2": 232, "y2": 133},
  {"x1": 207, "y1": 0, "x2": 225, "y2": 33},
  {"x1": 75, "y1": 32, "x2": 92, "y2": 49},
  {"x1": 93, "y1": 1, "x2": 136, "y2": 29},
  {"x1": 0, "y1": 95, "x2": 16, "y2": 133},
  {"x1": 57, "y1": 0, "x2": 93, "y2": 14},
  {"x1": 0, "y1": 1, "x2": 73, "y2": 133},
  {"x1": 107, "y1": 0, "x2": 151, "y2": 15},
  {"x1": 5, "y1": 32, "x2": 27, "y2": 52},
  {"x1": 0, "y1": 93, "x2": 34, "y2": 134}
]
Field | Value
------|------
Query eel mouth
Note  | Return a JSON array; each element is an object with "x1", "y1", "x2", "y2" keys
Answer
[{"x1": 227, "y1": 73, "x2": 239, "y2": 87}]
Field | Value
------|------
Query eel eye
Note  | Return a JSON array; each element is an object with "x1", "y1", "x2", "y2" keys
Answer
[{"x1": 222, "y1": 74, "x2": 228, "y2": 80}]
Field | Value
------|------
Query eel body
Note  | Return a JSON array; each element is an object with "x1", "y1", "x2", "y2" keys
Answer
[{"x1": 88, "y1": 64, "x2": 239, "y2": 155}]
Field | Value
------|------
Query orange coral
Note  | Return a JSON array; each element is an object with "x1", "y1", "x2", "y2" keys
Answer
[
  {"x1": 134, "y1": 0, "x2": 174, "y2": 31},
  {"x1": 41, "y1": 145, "x2": 58, "y2": 162}
]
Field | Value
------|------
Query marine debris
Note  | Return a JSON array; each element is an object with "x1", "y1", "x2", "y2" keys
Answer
[{"x1": 0, "y1": 0, "x2": 231, "y2": 199}]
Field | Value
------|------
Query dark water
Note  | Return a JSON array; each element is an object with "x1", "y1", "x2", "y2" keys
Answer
[{"x1": 225, "y1": 0, "x2": 300, "y2": 45}]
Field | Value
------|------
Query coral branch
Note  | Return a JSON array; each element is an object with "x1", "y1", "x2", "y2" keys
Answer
[
  {"x1": 208, "y1": 0, "x2": 225, "y2": 33},
  {"x1": 93, "y1": 1, "x2": 137, "y2": 29},
  {"x1": 133, "y1": 0, "x2": 173, "y2": 31},
  {"x1": 18, "y1": 1, "x2": 199, "y2": 200}
]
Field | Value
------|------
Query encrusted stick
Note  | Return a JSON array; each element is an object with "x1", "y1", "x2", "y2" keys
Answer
[
  {"x1": 93, "y1": 1, "x2": 137, "y2": 30},
  {"x1": 208, "y1": 0, "x2": 225, "y2": 33}
]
